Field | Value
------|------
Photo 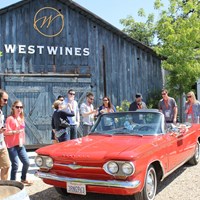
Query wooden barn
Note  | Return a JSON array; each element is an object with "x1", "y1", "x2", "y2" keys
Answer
[{"x1": 0, "y1": 0, "x2": 163, "y2": 146}]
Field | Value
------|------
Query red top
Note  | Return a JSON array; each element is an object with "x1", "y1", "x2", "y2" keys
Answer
[
  {"x1": 4, "y1": 116, "x2": 25, "y2": 148},
  {"x1": 187, "y1": 104, "x2": 193, "y2": 114}
]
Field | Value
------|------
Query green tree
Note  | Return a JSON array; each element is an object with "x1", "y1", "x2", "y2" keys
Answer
[
  {"x1": 155, "y1": 0, "x2": 200, "y2": 96},
  {"x1": 120, "y1": 9, "x2": 155, "y2": 46},
  {"x1": 116, "y1": 100, "x2": 131, "y2": 112},
  {"x1": 120, "y1": 0, "x2": 200, "y2": 97}
]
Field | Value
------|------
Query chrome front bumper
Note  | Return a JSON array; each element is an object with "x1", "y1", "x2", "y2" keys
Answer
[{"x1": 35, "y1": 171, "x2": 140, "y2": 189}]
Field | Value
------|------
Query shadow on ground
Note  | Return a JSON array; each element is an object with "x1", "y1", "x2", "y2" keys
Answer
[
  {"x1": 29, "y1": 163, "x2": 190, "y2": 200},
  {"x1": 29, "y1": 187, "x2": 131, "y2": 200}
]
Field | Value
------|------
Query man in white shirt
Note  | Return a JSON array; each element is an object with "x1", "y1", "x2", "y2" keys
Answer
[
  {"x1": 0, "y1": 89, "x2": 10, "y2": 180},
  {"x1": 80, "y1": 92, "x2": 97, "y2": 136},
  {"x1": 63, "y1": 89, "x2": 80, "y2": 139}
]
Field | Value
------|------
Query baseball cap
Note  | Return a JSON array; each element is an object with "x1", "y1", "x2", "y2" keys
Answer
[{"x1": 135, "y1": 93, "x2": 142, "y2": 98}]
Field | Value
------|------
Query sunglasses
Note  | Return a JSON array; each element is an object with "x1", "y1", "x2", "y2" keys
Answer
[
  {"x1": 187, "y1": 96, "x2": 192, "y2": 98},
  {"x1": 103, "y1": 99, "x2": 108, "y2": 101},
  {"x1": 69, "y1": 93, "x2": 75, "y2": 96},
  {"x1": 3, "y1": 99, "x2": 8, "y2": 102},
  {"x1": 15, "y1": 106, "x2": 23, "y2": 109},
  {"x1": 161, "y1": 93, "x2": 166, "y2": 95}
]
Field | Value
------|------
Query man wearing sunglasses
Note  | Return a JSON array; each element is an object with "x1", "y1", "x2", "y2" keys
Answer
[
  {"x1": 63, "y1": 89, "x2": 80, "y2": 139},
  {"x1": 80, "y1": 92, "x2": 97, "y2": 136},
  {"x1": 0, "y1": 89, "x2": 10, "y2": 180},
  {"x1": 158, "y1": 89, "x2": 178, "y2": 124}
]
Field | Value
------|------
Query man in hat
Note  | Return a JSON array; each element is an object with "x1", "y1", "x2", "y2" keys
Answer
[{"x1": 129, "y1": 93, "x2": 147, "y2": 111}]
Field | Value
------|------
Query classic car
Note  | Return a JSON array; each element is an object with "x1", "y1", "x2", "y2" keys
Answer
[{"x1": 35, "y1": 110, "x2": 200, "y2": 200}]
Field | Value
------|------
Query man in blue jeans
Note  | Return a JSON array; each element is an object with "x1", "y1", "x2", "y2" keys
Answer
[{"x1": 63, "y1": 89, "x2": 80, "y2": 139}]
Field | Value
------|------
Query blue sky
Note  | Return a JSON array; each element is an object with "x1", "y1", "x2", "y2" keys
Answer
[{"x1": 0, "y1": 0, "x2": 169, "y2": 30}]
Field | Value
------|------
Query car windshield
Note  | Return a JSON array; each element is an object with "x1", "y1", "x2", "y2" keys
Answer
[{"x1": 90, "y1": 111, "x2": 164, "y2": 136}]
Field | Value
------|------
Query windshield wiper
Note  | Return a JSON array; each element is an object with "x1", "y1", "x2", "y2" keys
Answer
[
  {"x1": 113, "y1": 132, "x2": 143, "y2": 137},
  {"x1": 130, "y1": 133, "x2": 143, "y2": 137},
  {"x1": 89, "y1": 132, "x2": 112, "y2": 136}
]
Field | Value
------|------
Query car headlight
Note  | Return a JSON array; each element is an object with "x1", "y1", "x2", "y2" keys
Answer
[
  {"x1": 35, "y1": 156, "x2": 43, "y2": 167},
  {"x1": 122, "y1": 162, "x2": 134, "y2": 175},
  {"x1": 45, "y1": 157, "x2": 53, "y2": 168},
  {"x1": 107, "y1": 161, "x2": 119, "y2": 174}
]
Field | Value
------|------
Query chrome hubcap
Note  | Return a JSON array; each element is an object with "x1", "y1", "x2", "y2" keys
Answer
[
  {"x1": 146, "y1": 168, "x2": 156, "y2": 200},
  {"x1": 195, "y1": 143, "x2": 200, "y2": 161}
]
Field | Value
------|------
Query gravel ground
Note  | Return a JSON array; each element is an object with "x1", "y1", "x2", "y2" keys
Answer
[{"x1": 25, "y1": 161, "x2": 200, "y2": 200}]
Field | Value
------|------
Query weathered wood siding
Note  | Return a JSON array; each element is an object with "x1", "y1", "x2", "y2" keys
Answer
[
  {"x1": 0, "y1": 0, "x2": 162, "y2": 145},
  {"x1": 2, "y1": 75, "x2": 91, "y2": 144}
]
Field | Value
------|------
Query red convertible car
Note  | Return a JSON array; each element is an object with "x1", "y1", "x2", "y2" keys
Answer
[{"x1": 35, "y1": 110, "x2": 200, "y2": 200}]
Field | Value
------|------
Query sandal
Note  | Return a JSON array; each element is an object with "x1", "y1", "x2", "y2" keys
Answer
[{"x1": 21, "y1": 179, "x2": 34, "y2": 186}]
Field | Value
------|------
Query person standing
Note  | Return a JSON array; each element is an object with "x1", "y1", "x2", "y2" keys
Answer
[
  {"x1": 97, "y1": 96, "x2": 116, "y2": 130},
  {"x1": 97, "y1": 96, "x2": 116, "y2": 116},
  {"x1": 63, "y1": 89, "x2": 80, "y2": 139},
  {"x1": 51, "y1": 95, "x2": 65, "y2": 143},
  {"x1": 158, "y1": 89, "x2": 178, "y2": 123},
  {"x1": 80, "y1": 92, "x2": 97, "y2": 136},
  {"x1": 57, "y1": 95, "x2": 64, "y2": 102},
  {"x1": 0, "y1": 89, "x2": 10, "y2": 180},
  {"x1": 4, "y1": 100, "x2": 33, "y2": 185},
  {"x1": 184, "y1": 91, "x2": 200, "y2": 123},
  {"x1": 129, "y1": 93, "x2": 147, "y2": 111},
  {"x1": 52, "y1": 100, "x2": 75, "y2": 142}
]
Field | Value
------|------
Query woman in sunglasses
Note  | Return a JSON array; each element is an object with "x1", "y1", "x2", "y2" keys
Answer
[
  {"x1": 97, "y1": 96, "x2": 116, "y2": 116},
  {"x1": 97, "y1": 97, "x2": 116, "y2": 130},
  {"x1": 185, "y1": 91, "x2": 200, "y2": 123},
  {"x1": 4, "y1": 100, "x2": 33, "y2": 185}
]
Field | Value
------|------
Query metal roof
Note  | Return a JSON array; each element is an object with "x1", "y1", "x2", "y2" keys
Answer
[{"x1": 0, "y1": 0, "x2": 161, "y2": 58}]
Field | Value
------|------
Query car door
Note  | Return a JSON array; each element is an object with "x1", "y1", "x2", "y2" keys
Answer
[
  {"x1": 164, "y1": 128, "x2": 186, "y2": 171},
  {"x1": 179, "y1": 124, "x2": 198, "y2": 160}
]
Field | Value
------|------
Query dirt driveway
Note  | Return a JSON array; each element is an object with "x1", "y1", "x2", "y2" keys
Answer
[{"x1": 26, "y1": 161, "x2": 200, "y2": 200}]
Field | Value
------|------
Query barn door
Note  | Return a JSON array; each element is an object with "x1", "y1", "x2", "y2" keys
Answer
[{"x1": 4, "y1": 75, "x2": 92, "y2": 146}]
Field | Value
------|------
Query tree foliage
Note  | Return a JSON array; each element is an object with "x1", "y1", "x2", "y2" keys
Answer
[
  {"x1": 155, "y1": 0, "x2": 200, "y2": 95},
  {"x1": 120, "y1": 0, "x2": 200, "y2": 97},
  {"x1": 116, "y1": 100, "x2": 130, "y2": 112},
  {"x1": 120, "y1": 9, "x2": 155, "y2": 46}
]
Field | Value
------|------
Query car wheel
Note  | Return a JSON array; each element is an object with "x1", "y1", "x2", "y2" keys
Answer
[
  {"x1": 188, "y1": 141, "x2": 200, "y2": 165},
  {"x1": 134, "y1": 165, "x2": 157, "y2": 200},
  {"x1": 54, "y1": 187, "x2": 69, "y2": 196}
]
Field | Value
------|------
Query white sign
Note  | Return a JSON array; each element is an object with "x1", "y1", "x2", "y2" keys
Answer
[
  {"x1": 67, "y1": 182, "x2": 86, "y2": 195},
  {"x1": 4, "y1": 44, "x2": 90, "y2": 56}
]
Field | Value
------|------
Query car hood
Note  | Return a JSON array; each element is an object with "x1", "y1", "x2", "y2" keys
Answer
[{"x1": 36, "y1": 135, "x2": 158, "y2": 162}]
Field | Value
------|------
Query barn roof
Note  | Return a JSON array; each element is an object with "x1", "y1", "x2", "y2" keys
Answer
[{"x1": 0, "y1": 0, "x2": 160, "y2": 58}]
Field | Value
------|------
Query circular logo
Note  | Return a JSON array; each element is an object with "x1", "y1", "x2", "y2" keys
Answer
[{"x1": 33, "y1": 7, "x2": 64, "y2": 38}]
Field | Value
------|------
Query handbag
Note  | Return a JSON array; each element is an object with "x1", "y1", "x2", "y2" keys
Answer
[{"x1": 59, "y1": 118, "x2": 70, "y2": 128}]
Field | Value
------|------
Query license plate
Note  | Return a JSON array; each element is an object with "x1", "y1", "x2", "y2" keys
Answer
[{"x1": 67, "y1": 182, "x2": 86, "y2": 195}]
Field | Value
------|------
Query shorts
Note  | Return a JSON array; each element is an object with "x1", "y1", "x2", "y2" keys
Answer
[{"x1": 0, "y1": 147, "x2": 10, "y2": 169}]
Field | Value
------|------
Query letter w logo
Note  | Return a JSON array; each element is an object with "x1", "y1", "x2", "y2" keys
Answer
[
  {"x1": 36, "y1": 15, "x2": 61, "y2": 28},
  {"x1": 33, "y1": 7, "x2": 64, "y2": 38}
]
